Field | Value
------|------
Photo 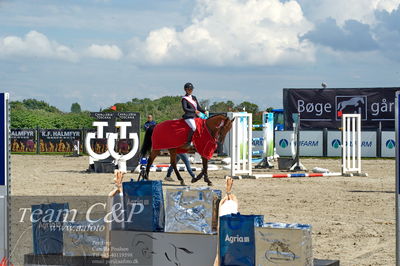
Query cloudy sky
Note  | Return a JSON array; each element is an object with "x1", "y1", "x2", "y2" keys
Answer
[{"x1": 1, "y1": 0, "x2": 400, "y2": 112}]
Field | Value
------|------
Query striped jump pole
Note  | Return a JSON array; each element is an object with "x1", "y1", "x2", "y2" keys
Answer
[
  {"x1": 252, "y1": 124, "x2": 265, "y2": 128},
  {"x1": 230, "y1": 172, "x2": 343, "y2": 179},
  {"x1": 257, "y1": 172, "x2": 342, "y2": 178},
  {"x1": 135, "y1": 164, "x2": 220, "y2": 173},
  {"x1": 252, "y1": 150, "x2": 264, "y2": 155}
]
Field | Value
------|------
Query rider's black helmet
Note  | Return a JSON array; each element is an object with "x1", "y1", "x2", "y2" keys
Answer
[{"x1": 184, "y1": 82, "x2": 194, "y2": 90}]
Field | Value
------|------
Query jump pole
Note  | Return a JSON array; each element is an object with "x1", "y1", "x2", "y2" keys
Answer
[{"x1": 0, "y1": 93, "x2": 10, "y2": 265}]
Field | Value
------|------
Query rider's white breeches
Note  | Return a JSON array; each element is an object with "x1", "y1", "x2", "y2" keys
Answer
[{"x1": 185, "y1": 119, "x2": 196, "y2": 131}]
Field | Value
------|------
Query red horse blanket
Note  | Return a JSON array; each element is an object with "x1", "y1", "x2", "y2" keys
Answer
[{"x1": 152, "y1": 118, "x2": 217, "y2": 160}]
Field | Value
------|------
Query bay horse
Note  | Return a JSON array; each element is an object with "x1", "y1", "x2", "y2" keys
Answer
[{"x1": 140, "y1": 114, "x2": 234, "y2": 186}]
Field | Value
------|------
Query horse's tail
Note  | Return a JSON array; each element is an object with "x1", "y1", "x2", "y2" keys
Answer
[{"x1": 140, "y1": 125, "x2": 155, "y2": 158}]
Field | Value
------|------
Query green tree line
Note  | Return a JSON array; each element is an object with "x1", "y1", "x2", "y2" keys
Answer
[{"x1": 10, "y1": 97, "x2": 271, "y2": 129}]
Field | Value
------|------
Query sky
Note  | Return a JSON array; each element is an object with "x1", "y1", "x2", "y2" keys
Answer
[{"x1": 1, "y1": 0, "x2": 400, "y2": 112}]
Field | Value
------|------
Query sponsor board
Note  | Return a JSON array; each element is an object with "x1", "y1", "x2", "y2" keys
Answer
[
  {"x1": 275, "y1": 131, "x2": 323, "y2": 157},
  {"x1": 382, "y1": 131, "x2": 395, "y2": 158},
  {"x1": 283, "y1": 88, "x2": 399, "y2": 129},
  {"x1": 11, "y1": 129, "x2": 36, "y2": 153},
  {"x1": 327, "y1": 131, "x2": 377, "y2": 157},
  {"x1": 39, "y1": 129, "x2": 82, "y2": 153}
]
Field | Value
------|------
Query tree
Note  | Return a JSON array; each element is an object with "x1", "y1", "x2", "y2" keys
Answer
[
  {"x1": 10, "y1": 96, "x2": 263, "y2": 130},
  {"x1": 70, "y1": 102, "x2": 81, "y2": 113},
  {"x1": 14, "y1": 99, "x2": 61, "y2": 113},
  {"x1": 235, "y1": 101, "x2": 259, "y2": 114},
  {"x1": 209, "y1": 101, "x2": 235, "y2": 112},
  {"x1": 200, "y1": 99, "x2": 210, "y2": 110}
]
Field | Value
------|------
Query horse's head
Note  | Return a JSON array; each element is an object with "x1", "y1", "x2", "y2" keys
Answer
[
  {"x1": 218, "y1": 116, "x2": 235, "y2": 144},
  {"x1": 207, "y1": 115, "x2": 235, "y2": 144}
]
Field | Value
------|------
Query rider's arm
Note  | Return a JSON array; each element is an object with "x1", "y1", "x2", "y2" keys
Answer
[{"x1": 193, "y1": 96, "x2": 206, "y2": 113}]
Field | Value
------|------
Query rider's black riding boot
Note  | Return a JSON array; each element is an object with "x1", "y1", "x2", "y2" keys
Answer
[{"x1": 182, "y1": 130, "x2": 194, "y2": 150}]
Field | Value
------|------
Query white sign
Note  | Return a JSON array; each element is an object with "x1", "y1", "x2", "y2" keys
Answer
[
  {"x1": 382, "y1": 131, "x2": 396, "y2": 158},
  {"x1": 275, "y1": 131, "x2": 323, "y2": 157},
  {"x1": 275, "y1": 131, "x2": 294, "y2": 157},
  {"x1": 299, "y1": 131, "x2": 323, "y2": 156},
  {"x1": 327, "y1": 131, "x2": 377, "y2": 157}
]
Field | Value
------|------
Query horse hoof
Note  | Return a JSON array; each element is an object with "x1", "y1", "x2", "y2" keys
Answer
[
  {"x1": 180, "y1": 180, "x2": 186, "y2": 186},
  {"x1": 191, "y1": 178, "x2": 199, "y2": 183},
  {"x1": 207, "y1": 182, "x2": 213, "y2": 186}
]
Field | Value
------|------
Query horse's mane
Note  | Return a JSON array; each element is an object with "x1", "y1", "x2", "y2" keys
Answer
[{"x1": 207, "y1": 114, "x2": 227, "y2": 120}]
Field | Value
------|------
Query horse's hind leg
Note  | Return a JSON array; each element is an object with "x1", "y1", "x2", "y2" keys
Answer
[
  {"x1": 145, "y1": 150, "x2": 160, "y2": 180},
  {"x1": 169, "y1": 149, "x2": 186, "y2": 186}
]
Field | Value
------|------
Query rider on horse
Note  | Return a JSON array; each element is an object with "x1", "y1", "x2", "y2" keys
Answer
[{"x1": 182, "y1": 82, "x2": 206, "y2": 149}]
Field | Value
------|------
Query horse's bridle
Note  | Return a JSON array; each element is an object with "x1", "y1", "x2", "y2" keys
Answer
[{"x1": 206, "y1": 115, "x2": 227, "y2": 143}]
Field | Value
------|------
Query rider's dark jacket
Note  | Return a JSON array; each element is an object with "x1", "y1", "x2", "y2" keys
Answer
[{"x1": 181, "y1": 95, "x2": 205, "y2": 119}]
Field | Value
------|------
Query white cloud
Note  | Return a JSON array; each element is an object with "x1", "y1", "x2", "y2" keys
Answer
[
  {"x1": 86, "y1": 44, "x2": 123, "y2": 60},
  {"x1": 376, "y1": 0, "x2": 400, "y2": 12},
  {"x1": 0, "y1": 31, "x2": 78, "y2": 62},
  {"x1": 129, "y1": 0, "x2": 315, "y2": 66},
  {"x1": 298, "y1": 0, "x2": 400, "y2": 25}
]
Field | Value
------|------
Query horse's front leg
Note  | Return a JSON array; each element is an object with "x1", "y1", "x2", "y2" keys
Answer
[
  {"x1": 170, "y1": 150, "x2": 186, "y2": 186},
  {"x1": 191, "y1": 158, "x2": 205, "y2": 183},
  {"x1": 192, "y1": 171, "x2": 204, "y2": 183},
  {"x1": 201, "y1": 157, "x2": 212, "y2": 186}
]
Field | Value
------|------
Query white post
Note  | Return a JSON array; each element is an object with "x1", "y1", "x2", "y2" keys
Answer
[
  {"x1": 342, "y1": 114, "x2": 362, "y2": 175},
  {"x1": 229, "y1": 112, "x2": 252, "y2": 177},
  {"x1": 0, "y1": 93, "x2": 10, "y2": 264},
  {"x1": 248, "y1": 114, "x2": 253, "y2": 174}
]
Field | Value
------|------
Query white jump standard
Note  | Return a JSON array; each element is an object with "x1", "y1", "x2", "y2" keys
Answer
[
  {"x1": 341, "y1": 114, "x2": 367, "y2": 177},
  {"x1": 229, "y1": 112, "x2": 253, "y2": 177},
  {"x1": 228, "y1": 112, "x2": 366, "y2": 180}
]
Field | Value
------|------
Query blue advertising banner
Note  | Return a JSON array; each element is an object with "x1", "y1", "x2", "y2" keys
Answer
[
  {"x1": 0, "y1": 93, "x2": 5, "y2": 187},
  {"x1": 0, "y1": 93, "x2": 9, "y2": 264}
]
